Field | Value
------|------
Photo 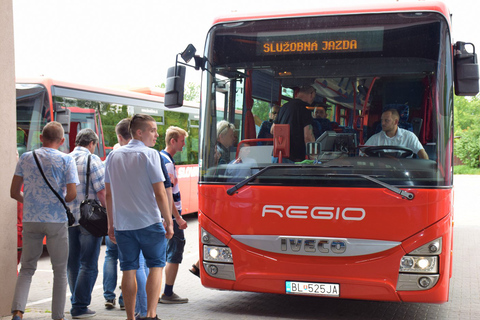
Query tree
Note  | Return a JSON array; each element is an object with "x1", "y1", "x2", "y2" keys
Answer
[
  {"x1": 184, "y1": 82, "x2": 200, "y2": 102},
  {"x1": 454, "y1": 95, "x2": 480, "y2": 136},
  {"x1": 454, "y1": 95, "x2": 480, "y2": 167}
]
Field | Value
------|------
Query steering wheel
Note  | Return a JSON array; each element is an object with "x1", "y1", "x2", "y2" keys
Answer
[{"x1": 363, "y1": 146, "x2": 413, "y2": 158}]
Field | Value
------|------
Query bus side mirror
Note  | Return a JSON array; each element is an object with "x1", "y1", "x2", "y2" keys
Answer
[
  {"x1": 54, "y1": 103, "x2": 71, "y2": 134},
  {"x1": 165, "y1": 65, "x2": 186, "y2": 108},
  {"x1": 454, "y1": 41, "x2": 479, "y2": 96}
]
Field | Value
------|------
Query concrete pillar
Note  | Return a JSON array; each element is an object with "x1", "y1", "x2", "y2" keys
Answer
[{"x1": 0, "y1": 0, "x2": 18, "y2": 316}]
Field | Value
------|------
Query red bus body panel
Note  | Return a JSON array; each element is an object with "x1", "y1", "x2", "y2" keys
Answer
[
  {"x1": 198, "y1": 185, "x2": 453, "y2": 302},
  {"x1": 212, "y1": 2, "x2": 451, "y2": 29},
  {"x1": 176, "y1": 164, "x2": 199, "y2": 215}
]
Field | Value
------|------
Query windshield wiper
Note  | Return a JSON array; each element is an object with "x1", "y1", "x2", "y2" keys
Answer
[
  {"x1": 227, "y1": 164, "x2": 281, "y2": 195},
  {"x1": 227, "y1": 166, "x2": 414, "y2": 200},
  {"x1": 227, "y1": 164, "x2": 351, "y2": 196},
  {"x1": 323, "y1": 173, "x2": 414, "y2": 200}
]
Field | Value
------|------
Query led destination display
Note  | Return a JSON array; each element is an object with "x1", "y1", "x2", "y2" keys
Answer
[{"x1": 257, "y1": 27, "x2": 384, "y2": 55}]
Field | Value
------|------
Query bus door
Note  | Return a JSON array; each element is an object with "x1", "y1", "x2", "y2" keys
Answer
[{"x1": 65, "y1": 106, "x2": 97, "y2": 153}]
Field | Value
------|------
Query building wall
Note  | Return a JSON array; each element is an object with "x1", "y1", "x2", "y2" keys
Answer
[{"x1": 0, "y1": 0, "x2": 18, "y2": 315}]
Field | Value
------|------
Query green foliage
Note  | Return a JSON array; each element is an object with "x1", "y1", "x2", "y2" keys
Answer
[
  {"x1": 184, "y1": 82, "x2": 200, "y2": 102},
  {"x1": 454, "y1": 165, "x2": 480, "y2": 175},
  {"x1": 455, "y1": 128, "x2": 480, "y2": 168},
  {"x1": 454, "y1": 95, "x2": 480, "y2": 136},
  {"x1": 454, "y1": 95, "x2": 480, "y2": 168},
  {"x1": 252, "y1": 99, "x2": 270, "y2": 121},
  {"x1": 98, "y1": 104, "x2": 129, "y2": 148}
]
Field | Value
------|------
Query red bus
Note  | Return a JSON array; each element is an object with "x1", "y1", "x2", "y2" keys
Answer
[
  {"x1": 165, "y1": 2, "x2": 478, "y2": 303},
  {"x1": 15, "y1": 78, "x2": 200, "y2": 254},
  {"x1": 16, "y1": 77, "x2": 200, "y2": 214}
]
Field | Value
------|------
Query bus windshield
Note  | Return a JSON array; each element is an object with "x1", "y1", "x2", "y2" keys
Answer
[
  {"x1": 199, "y1": 11, "x2": 452, "y2": 187},
  {"x1": 16, "y1": 84, "x2": 50, "y2": 157}
]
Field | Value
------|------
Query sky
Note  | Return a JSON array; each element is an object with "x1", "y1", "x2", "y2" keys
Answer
[{"x1": 12, "y1": 0, "x2": 479, "y2": 89}]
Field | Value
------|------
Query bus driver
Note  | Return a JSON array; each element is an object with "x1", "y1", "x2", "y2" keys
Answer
[{"x1": 364, "y1": 108, "x2": 428, "y2": 159}]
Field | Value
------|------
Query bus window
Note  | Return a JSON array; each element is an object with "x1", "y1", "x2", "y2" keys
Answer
[{"x1": 16, "y1": 84, "x2": 49, "y2": 155}]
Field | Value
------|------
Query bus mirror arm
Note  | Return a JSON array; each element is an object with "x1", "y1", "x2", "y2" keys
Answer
[{"x1": 165, "y1": 45, "x2": 211, "y2": 108}]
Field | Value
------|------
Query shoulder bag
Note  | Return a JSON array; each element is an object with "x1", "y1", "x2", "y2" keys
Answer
[
  {"x1": 32, "y1": 150, "x2": 75, "y2": 226},
  {"x1": 79, "y1": 154, "x2": 108, "y2": 237}
]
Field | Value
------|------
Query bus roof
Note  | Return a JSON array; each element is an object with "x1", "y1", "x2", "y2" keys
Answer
[
  {"x1": 212, "y1": 1, "x2": 450, "y2": 27},
  {"x1": 15, "y1": 77, "x2": 199, "y2": 109}
]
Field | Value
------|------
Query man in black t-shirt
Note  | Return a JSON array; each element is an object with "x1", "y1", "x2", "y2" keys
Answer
[{"x1": 271, "y1": 86, "x2": 316, "y2": 162}]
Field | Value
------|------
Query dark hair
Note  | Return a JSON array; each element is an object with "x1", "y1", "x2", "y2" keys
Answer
[
  {"x1": 129, "y1": 114, "x2": 156, "y2": 137},
  {"x1": 298, "y1": 85, "x2": 316, "y2": 95},
  {"x1": 313, "y1": 102, "x2": 328, "y2": 111},
  {"x1": 383, "y1": 108, "x2": 400, "y2": 120},
  {"x1": 115, "y1": 118, "x2": 132, "y2": 140},
  {"x1": 42, "y1": 121, "x2": 64, "y2": 143},
  {"x1": 75, "y1": 128, "x2": 99, "y2": 147}
]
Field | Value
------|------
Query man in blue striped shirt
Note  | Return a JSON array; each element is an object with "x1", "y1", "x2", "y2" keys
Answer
[{"x1": 159, "y1": 126, "x2": 189, "y2": 304}]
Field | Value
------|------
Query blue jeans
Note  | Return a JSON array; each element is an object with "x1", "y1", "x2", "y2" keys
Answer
[
  {"x1": 135, "y1": 252, "x2": 149, "y2": 317},
  {"x1": 67, "y1": 225, "x2": 102, "y2": 315},
  {"x1": 166, "y1": 219, "x2": 186, "y2": 264},
  {"x1": 103, "y1": 236, "x2": 124, "y2": 306},
  {"x1": 115, "y1": 223, "x2": 166, "y2": 270}
]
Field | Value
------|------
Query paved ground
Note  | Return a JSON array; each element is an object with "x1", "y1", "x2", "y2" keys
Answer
[{"x1": 2, "y1": 175, "x2": 480, "y2": 320}]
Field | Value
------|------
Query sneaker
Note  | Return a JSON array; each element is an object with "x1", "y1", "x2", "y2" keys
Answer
[
  {"x1": 159, "y1": 293, "x2": 188, "y2": 304},
  {"x1": 133, "y1": 316, "x2": 158, "y2": 320},
  {"x1": 71, "y1": 309, "x2": 96, "y2": 319},
  {"x1": 105, "y1": 299, "x2": 116, "y2": 309},
  {"x1": 12, "y1": 315, "x2": 22, "y2": 320},
  {"x1": 119, "y1": 303, "x2": 125, "y2": 310}
]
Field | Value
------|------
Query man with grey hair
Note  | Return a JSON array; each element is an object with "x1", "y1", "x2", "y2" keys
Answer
[{"x1": 67, "y1": 128, "x2": 106, "y2": 319}]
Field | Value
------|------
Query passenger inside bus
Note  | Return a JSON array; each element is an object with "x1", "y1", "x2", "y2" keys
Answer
[
  {"x1": 311, "y1": 102, "x2": 333, "y2": 139},
  {"x1": 271, "y1": 86, "x2": 316, "y2": 163},
  {"x1": 216, "y1": 120, "x2": 236, "y2": 165},
  {"x1": 257, "y1": 104, "x2": 280, "y2": 141},
  {"x1": 363, "y1": 109, "x2": 429, "y2": 159}
]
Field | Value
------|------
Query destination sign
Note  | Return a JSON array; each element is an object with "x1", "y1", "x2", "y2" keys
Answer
[{"x1": 257, "y1": 27, "x2": 384, "y2": 55}]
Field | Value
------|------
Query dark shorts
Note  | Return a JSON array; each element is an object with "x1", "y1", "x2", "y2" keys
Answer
[
  {"x1": 166, "y1": 219, "x2": 186, "y2": 264},
  {"x1": 115, "y1": 223, "x2": 166, "y2": 271}
]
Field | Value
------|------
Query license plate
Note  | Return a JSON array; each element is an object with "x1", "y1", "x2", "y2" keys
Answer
[{"x1": 286, "y1": 281, "x2": 340, "y2": 297}]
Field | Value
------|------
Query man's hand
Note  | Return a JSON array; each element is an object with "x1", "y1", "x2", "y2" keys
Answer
[
  {"x1": 108, "y1": 227, "x2": 116, "y2": 244},
  {"x1": 165, "y1": 224, "x2": 174, "y2": 239},
  {"x1": 177, "y1": 217, "x2": 188, "y2": 230}
]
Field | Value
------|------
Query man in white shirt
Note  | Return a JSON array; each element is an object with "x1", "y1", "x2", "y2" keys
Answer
[
  {"x1": 105, "y1": 114, "x2": 173, "y2": 320},
  {"x1": 365, "y1": 108, "x2": 429, "y2": 159}
]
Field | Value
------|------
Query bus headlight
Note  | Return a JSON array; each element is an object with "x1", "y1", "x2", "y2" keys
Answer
[
  {"x1": 399, "y1": 256, "x2": 437, "y2": 273},
  {"x1": 204, "y1": 245, "x2": 233, "y2": 263}
]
